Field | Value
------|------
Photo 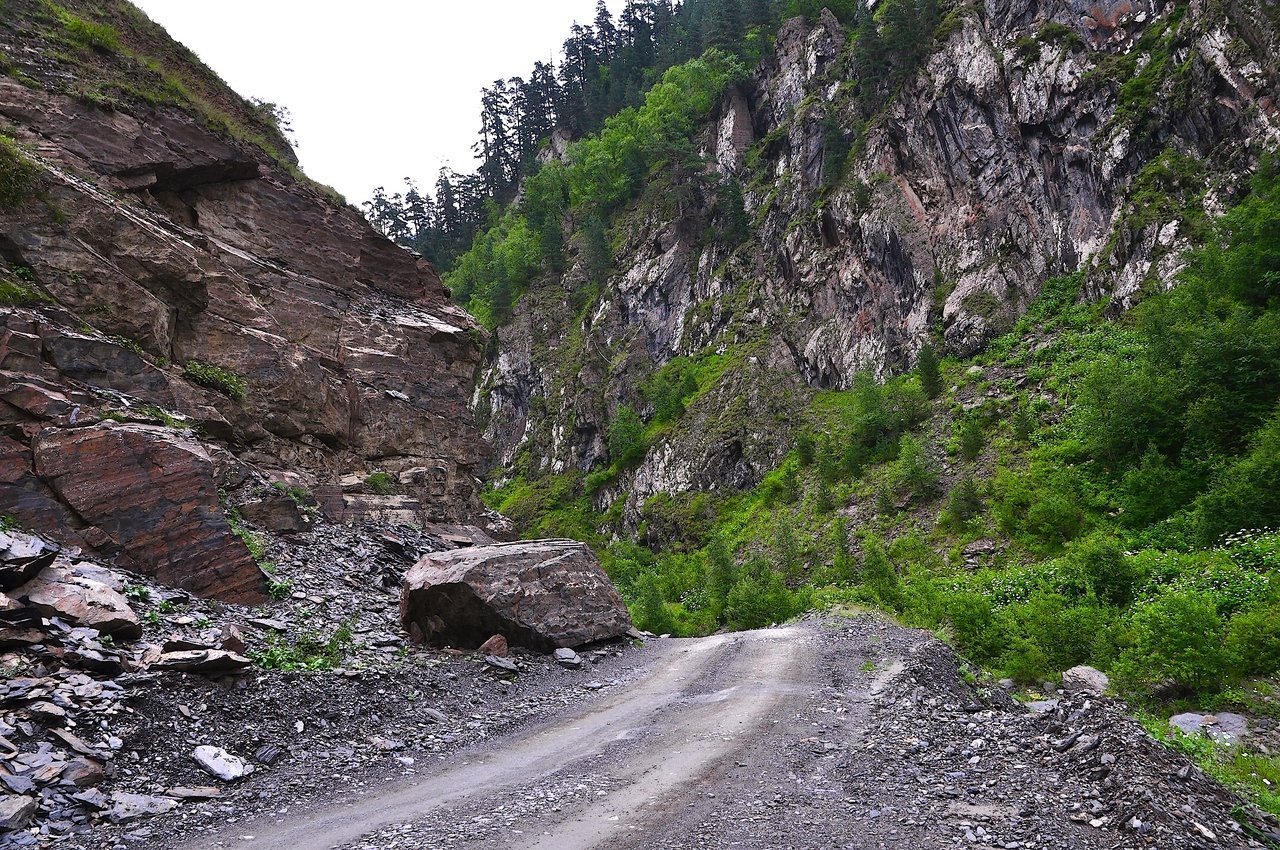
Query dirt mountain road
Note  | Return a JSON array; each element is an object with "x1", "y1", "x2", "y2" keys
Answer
[{"x1": 181, "y1": 616, "x2": 1263, "y2": 850}]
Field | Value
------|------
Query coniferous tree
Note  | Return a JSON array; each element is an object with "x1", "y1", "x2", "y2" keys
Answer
[
  {"x1": 475, "y1": 79, "x2": 516, "y2": 195},
  {"x1": 705, "y1": 0, "x2": 744, "y2": 50},
  {"x1": 593, "y1": 0, "x2": 618, "y2": 61},
  {"x1": 917, "y1": 342, "x2": 943, "y2": 399},
  {"x1": 851, "y1": 3, "x2": 888, "y2": 111}
]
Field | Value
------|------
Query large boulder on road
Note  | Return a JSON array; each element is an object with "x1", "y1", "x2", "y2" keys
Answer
[{"x1": 400, "y1": 540, "x2": 632, "y2": 650}]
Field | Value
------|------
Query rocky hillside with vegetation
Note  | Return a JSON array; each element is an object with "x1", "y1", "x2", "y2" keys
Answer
[
  {"x1": 0, "y1": 0, "x2": 494, "y2": 601},
  {"x1": 393, "y1": 0, "x2": 1280, "y2": 812}
]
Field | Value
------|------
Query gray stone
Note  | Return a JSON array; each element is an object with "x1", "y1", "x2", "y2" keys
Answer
[
  {"x1": 253, "y1": 745, "x2": 283, "y2": 766},
  {"x1": 1170, "y1": 712, "x2": 1250, "y2": 745},
  {"x1": 0, "y1": 531, "x2": 59, "y2": 591},
  {"x1": 554, "y1": 647, "x2": 583, "y2": 669},
  {"x1": 1060, "y1": 665, "x2": 1109, "y2": 695},
  {"x1": 105, "y1": 793, "x2": 178, "y2": 823},
  {"x1": 0, "y1": 794, "x2": 37, "y2": 830},
  {"x1": 150, "y1": 649, "x2": 251, "y2": 675},
  {"x1": 485, "y1": 655, "x2": 519, "y2": 674},
  {"x1": 401, "y1": 540, "x2": 632, "y2": 651},
  {"x1": 11, "y1": 564, "x2": 141, "y2": 640}
]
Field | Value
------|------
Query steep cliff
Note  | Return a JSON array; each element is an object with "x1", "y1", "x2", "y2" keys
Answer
[
  {"x1": 0, "y1": 0, "x2": 488, "y2": 600},
  {"x1": 478, "y1": 0, "x2": 1278, "y2": 527}
]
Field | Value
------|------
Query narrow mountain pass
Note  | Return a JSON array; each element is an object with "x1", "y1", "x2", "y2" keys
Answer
[{"x1": 184, "y1": 617, "x2": 1265, "y2": 850}]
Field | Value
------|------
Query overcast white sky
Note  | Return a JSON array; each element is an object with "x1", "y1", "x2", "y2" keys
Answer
[{"x1": 132, "y1": 1, "x2": 624, "y2": 204}]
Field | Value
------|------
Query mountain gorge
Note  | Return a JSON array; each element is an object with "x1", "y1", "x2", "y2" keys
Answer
[{"x1": 1, "y1": 0, "x2": 1280, "y2": 845}]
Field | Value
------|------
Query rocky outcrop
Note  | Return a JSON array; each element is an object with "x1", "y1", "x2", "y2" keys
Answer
[
  {"x1": 31, "y1": 423, "x2": 264, "y2": 603},
  {"x1": 478, "y1": 0, "x2": 1279, "y2": 527},
  {"x1": 400, "y1": 540, "x2": 633, "y2": 650},
  {"x1": 0, "y1": 0, "x2": 487, "y2": 598}
]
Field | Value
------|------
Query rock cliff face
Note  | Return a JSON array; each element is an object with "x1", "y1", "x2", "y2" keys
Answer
[
  {"x1": 0, "y1": 1, "x2": 487, "y2": 599},
  {"x1": 479, "y1": 0, "x2": 1279, "y2": 524}
]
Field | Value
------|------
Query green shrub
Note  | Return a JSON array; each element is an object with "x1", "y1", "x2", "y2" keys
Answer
[
  {"x1": 1226, "y1": 605, "x2": 1280, "y2": 677},
  {"x1": 1000, "y1": 592, "x2": 1116, "y2": 675},
  {"x1": 1191, "y1": 411, "x2": 1280, "y2": 544},
  {"x1": 645, "y1": 359, "x2": 700, "y2": 424},
  {"x1": 249, "y1": 624, "x2": 353, "y2": 671},
  {"x1": 861, "y1": 535, "x2": 903, "y2": 611},
  {"x1": 888, "y1": 435, "x2": 939, "y2": 501},
  {"x1": 0, "y1": 279, "x2": 47, "y2": 306},
  {"x1": 364, "y1": 471, "x2": 398, "y2": 495},
  {"x1": 1071, "y1": 534, "x2": 1143, "y2": 606},
  {"x1": 633, "y1": 573, "x2": 675, "y2": 635},
  {"x1": 990, "y1": 468, "x2": 1087, "y2": 552},
  {"x1": 267, "y1": 576, "x2": 292, "y2": 601},
  {"x1": 227, "y1": 511, "x2": 267, "y2": 564},
  {"x1": 941, "y1": 590, "x2": 1003, "y2": 663},
  {"x1": 1115, "y1": 590, "x2": 1229, "y2": 696},
  {"x1": 723, "y1": 561, "x2": 798, "y2": 630},
  {"x1": 607, "y1": 405, "x2": 646, "y2": 466},
  {"x1": 939, "y1": 476, "x2": 984, "y2": 531},
  {"x1": 183, "y1": 361, "x2": 247, "y2": 401},
  {"x1": 916, "y1": 342, "x2": 942, "y2": 399},
  {"x1": 957, "y1": 417, "x2": 984, "y2": 461}
]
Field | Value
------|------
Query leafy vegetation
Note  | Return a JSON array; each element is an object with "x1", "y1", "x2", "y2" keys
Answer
[
  {"x1": 364, "y1": 471, "x2": 399, "y2": 495},
  {"x1": 183, "y1": 361, "x2": 247, "y2": 401},
  {"x1": 1144, "y1": 718, "x2": 1280, "y2": 818},
  {"x1": 248, "y1": 624, "x2": 353, "y2": 672},
  {"x1": 52, "y1": 4, "x2": 121, "y2": 52},
  {"x1": 445, "y1": 50, "x2": 747, "y2": 327}
]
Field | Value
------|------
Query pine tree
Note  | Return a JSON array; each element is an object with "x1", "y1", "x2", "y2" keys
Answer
[
  {"x1": 705, "y1": 534, "x2": 737, "y2": 618},
  {"x1": 851, "y1": 3, "x2": 888, "y2": 112},
  {"x1": 475, "y1": 80, "x2": 516, "y2": 195},
  {"x1": 917, "y1": 342, "x2": 943, "y2": 398},
  {"x1": 594, "y1": 0, "x2": 618, "y2": 60},
  {"x1": 706, "y1": 0, "x2": 744, "y2": 50}
]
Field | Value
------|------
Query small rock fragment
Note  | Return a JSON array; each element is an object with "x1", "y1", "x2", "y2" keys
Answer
[
  {"x1": 192, "y1": 745, "x2": 253, "y2": 781},
  {"x1": 485, "y1": 655, "x2": 518, "y2": 674},
  {"x1": 106, "y1": 792, "x2": 179, "y2": 823},
  {"x1": 477, "y1": 634, "x2": 509, "y2": 657},
  {"x1": 554, "y1": 647, "x2": 583, "y2": 669}
]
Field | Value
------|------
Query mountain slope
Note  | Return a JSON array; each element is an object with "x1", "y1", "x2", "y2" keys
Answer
[{"x1": 479, "y1": 0, "x2": 1278, "y2": 512}]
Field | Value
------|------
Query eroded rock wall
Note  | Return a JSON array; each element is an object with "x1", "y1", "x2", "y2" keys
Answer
[{"x1": 0, "y1": 1, "x2": 488, "y2": 598}]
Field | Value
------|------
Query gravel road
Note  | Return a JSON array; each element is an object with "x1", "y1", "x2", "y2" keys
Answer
[{"x1": 175, "y1": 615, "x2": 1274, "y2": 850}]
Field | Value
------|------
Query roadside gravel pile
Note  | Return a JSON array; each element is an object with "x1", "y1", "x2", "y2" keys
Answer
[{"x1": 859, "y1": 639, "x2": 1279, "y2": 849}]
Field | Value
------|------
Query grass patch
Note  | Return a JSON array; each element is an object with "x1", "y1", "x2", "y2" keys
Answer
[
  {"x1": 248, "y1": 624, "x2": 353, "y2": 672},
  {"x1": 52, "y1": 5, "x2": 121, "y2": 52},
  {"x1": 0, "y1": 279, "x2": 48, "y2": 306},
  {"x1": 364, "y1": 471, "x2": 398, "y2": 495},
  {"x1": 183, "y1": 361, "x2": 247, "y2": 401},
  {"x1": 0, "y1": 135, "x2": 37, "y2": 209},
  {"x1": 1144, "y1": 719, "x2": 1280, "y2": 817}
]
